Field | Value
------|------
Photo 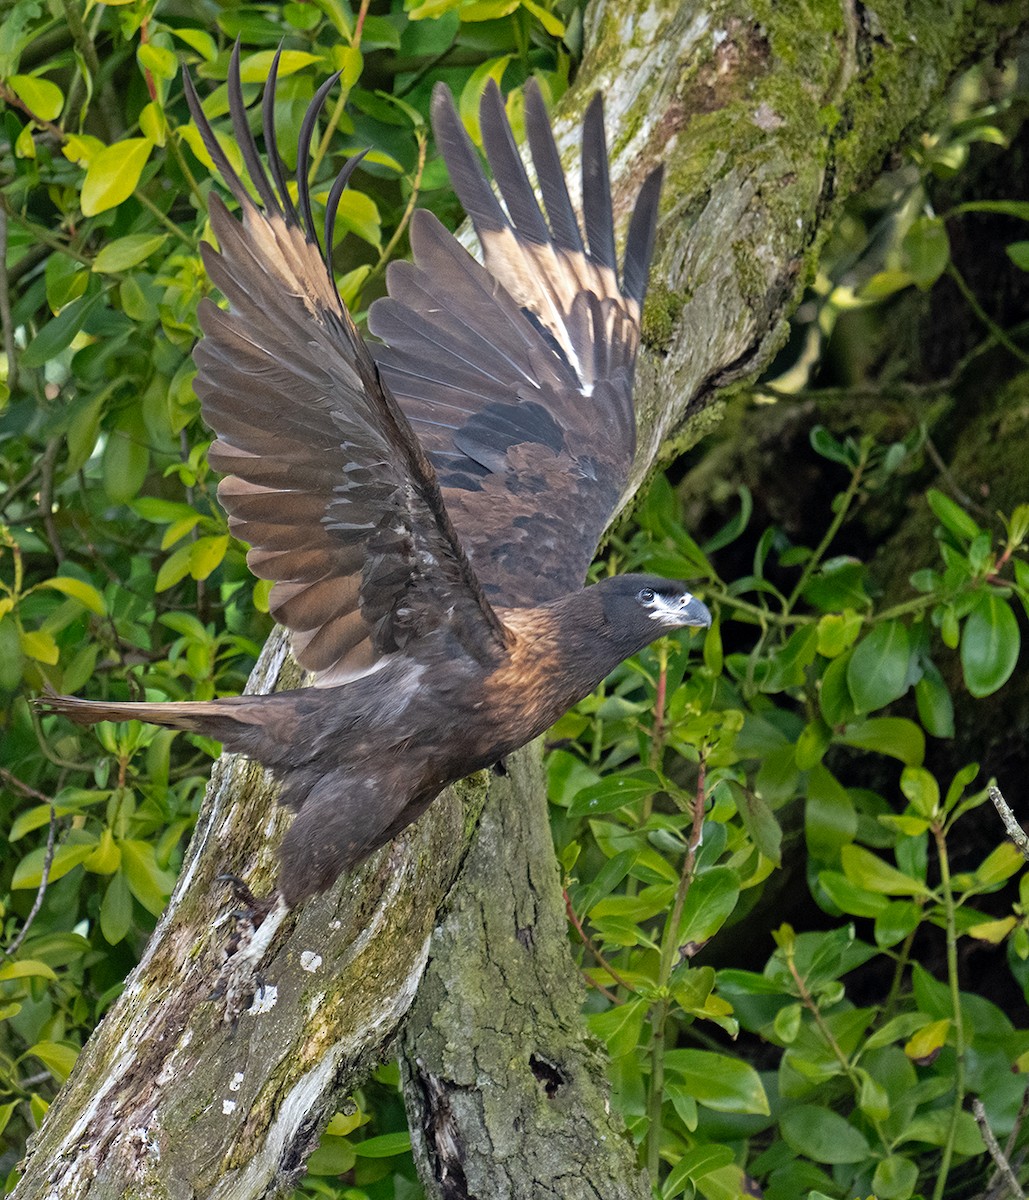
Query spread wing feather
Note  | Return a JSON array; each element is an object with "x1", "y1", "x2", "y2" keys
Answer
[
  {"x1": 369, "y1": 79, "x2": 663, "y2": 607},
  {"x1": 185, "y1": 45, "x2": 506, "y2": 686}
]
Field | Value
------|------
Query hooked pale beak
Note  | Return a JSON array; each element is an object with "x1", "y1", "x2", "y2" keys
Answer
[{"x1": 681, "y1": 595, "x2": 712, "y2": 628}]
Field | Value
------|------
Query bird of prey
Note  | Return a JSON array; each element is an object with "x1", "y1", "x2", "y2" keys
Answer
[{"x1": 44, "y1": 48, "x2": 711, "y2": 906}]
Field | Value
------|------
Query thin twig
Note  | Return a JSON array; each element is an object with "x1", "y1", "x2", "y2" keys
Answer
[
  {"x1": 923, "y1": 433, "x2": 986, "y2": 516},
  {"x1": 563, "y1": 889, "x2": 634, "y2": 996},
  {"x1": 947, "y1": 263, "x2": 1029, "y2": 368},
  {"x1": 973, "y1": 1097, "x2": 1027, "y2": 1200},
  {"x1": 364, "y1": 130, "x2": 428, "y2": 292},
  {"x1": 0, "y1": 771, "x2": 58, "y2": 956},
  {"x1": 988, "y1": 785, "x2": 1029, "y2": 862}
]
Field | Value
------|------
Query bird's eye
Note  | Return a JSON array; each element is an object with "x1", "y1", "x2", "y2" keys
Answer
[{"x1": 638, "y1": 587, "x2": 655, "y2": 603}]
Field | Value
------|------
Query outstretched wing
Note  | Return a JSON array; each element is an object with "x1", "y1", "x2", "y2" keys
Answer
[
  {"x1": 369, "y1": 80, "x2": 663, "y2": 608},
  {"x1": 185, "y1": 46, "x2": 507, "y2": 686}
]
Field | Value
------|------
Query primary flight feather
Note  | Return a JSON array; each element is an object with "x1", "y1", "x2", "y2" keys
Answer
[{"x1": 43, "y1": 48, "x2": 710, "y2": 905}]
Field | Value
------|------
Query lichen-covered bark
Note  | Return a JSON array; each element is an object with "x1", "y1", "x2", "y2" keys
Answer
[
  {"x1": 15, "y1": 3, "x2": 1027, "y2": 1198},
  {"x1": 401, "y1": 750, "x2": 647, "y2": 1199}
]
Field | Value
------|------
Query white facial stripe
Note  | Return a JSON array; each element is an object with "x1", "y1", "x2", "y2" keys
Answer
[{"x1": 647, "y1": 592, "x2": 694, "y2": 622}]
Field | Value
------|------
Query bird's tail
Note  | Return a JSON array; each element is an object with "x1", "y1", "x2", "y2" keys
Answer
[{"x1": 37, "y1": 691, "x2": 259, "y2": 741}]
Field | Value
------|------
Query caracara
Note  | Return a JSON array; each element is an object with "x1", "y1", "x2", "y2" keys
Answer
[{"x1": 43, "y1": 47, "x2": 710, "y2": 905}]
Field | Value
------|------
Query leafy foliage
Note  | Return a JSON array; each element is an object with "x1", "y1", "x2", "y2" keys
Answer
[{"x1": 555, "y1": 441, "x2": 1028, "y2": 1198}]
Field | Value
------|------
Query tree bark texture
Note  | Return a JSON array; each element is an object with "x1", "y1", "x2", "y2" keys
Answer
[
  {"x1": 14, "y1": 2, "x2": 1027, "y2": 1198},
  {"x1": 401, "y1": 749, "x2": 648, "y2": 1200}
]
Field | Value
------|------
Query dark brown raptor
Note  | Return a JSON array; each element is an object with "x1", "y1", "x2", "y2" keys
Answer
[{"x1": 41, "y1": 47, "x2": 710, "y2": 906}]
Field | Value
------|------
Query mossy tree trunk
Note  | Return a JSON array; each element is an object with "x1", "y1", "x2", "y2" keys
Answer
[{"x1": 13, "y1": 2, "x2": 1027, "y2": 1198}]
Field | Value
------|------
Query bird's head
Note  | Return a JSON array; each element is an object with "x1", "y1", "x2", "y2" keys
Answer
[{"x1": 590, "y1": 573, "x2": 711, "y2": 657}]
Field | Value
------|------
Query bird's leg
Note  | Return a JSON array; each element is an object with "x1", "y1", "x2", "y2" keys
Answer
[
  {"x1": 210, "y1": 880, "x2": 291, "y2": 1022},
  {"x1": 217, "y1": 872, "x2": 275, "y2": 926}
]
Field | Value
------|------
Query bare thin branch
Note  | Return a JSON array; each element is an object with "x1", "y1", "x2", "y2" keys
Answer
[
  {"x1": 974, "y1": 1096, "x2": 1027, "y2": 1200},
  {"x1": 0, "y1": 771, "x2": 58, "y2": 956},
  {"x1": 988, "y1": 785, "x2": 1029, "y2": 861}
]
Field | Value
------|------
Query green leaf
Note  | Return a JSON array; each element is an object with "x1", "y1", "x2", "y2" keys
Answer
[
  {"x1": 899, "y1": 766, "x2": 939, "y2": 818},
  {"x1": 459, "y1": 56, "x2": 514, "y2": 143},
  {"x1": 93, "y1": 233, "x2": 168, "y2": 274},
  {"x1": 189, "y1": 534, "x2": 229, "y2": 581},
  {"x1": 1006, "y1": 240, "x2": 1029, "y2": 271},
  {"x1": 663, "y1": 1050, "x2": 769, "y2": 1114},
  {"x1": 137, "y1": 42, "x2": 178, "y2": 80},
  {"x1": 133, "y1": 497, "x2": 201, "y2": 523},
  {"x1": 0, "y1": 1101, "x2": 18, "y2": 1137},
  {"x1": 520, "y1": 0, "x2": 565, "y2": 35},
  {"x1": 902, "y1": 215, "x2": 950, "y2": 288},
  {"x1": 974, "y1": 840, "x2": 1023, "y2": 887},
  {"x1": 961, "y1": 592, "x2": 1020, "y2": 697},
  {"x1": 840, "y1": 844, "x2": 932, "y2": 897},
  {"x1": 100, "y1": 872, "x2": 133, "y2": 945},
  {"x1": 780, "y1": 1104, "x2": 871, "y2": 1164},
  {"x1": 81, "y1": 138, "x2": 152, "y2": 216},
  {"x1": 351, "y1": 1131, "x2": 412, "y2": 1157},
  {"x1": 9, "y1": 74, "x2": 64, "y2": 120},
  {"x1": 22, "y1": 291, "x2": 104, "y2": 368},
  {"x1": 567, "y1": 769, "x2": 662, "y2": 818},
  {"x1": 846, "y1": 620, "x2": 911, "y2": 713},
  {"x1": 0, "y1": 959, "x2": 58, "y2": 982},
  {"x1": 838, "y1": 717, "x2": 924, "y2": 765},
  {"x1": 20, "y1": 628, "x2": 60, "y2": 665},
  {"x1": 899, "y1": 1109, "x2": 984, "y2": 1155},
  {"x1": 914, "y1": 661, "x2": 954, "y2": 738},
  {"x1": 102, "y1": 409, "x2": 150, "y2": 504},
  {"x1": 662, "y1": 1145, "x2": 735, "y2": 1197},
  {"x1": 10, "y1": 803, "x2": 62, "y2": 841},
  {"x1": 239, "y1": 49, "x2": 323, "y2": 82},
  {"x1": 155, "y1": 543, "x2": 193, "y2": 592},
  {"x1": 817, "y1": 870, "x2": 889, "y2": 918},
  {"x1": 730, "y1": 781, "x2": 782, "y2": 865},
  {"x1": 306, "y1": 1135, "x2": 357, "y2": 1176},
  {"x1": 872, "y1": 1154, "x2": 919, "y2": 1200},
  {"x1": 794, "y1": 719, "x2": 830, "y2": 770},
  {"x1": 805, "y1": 765, "x2": 856, "y2": 857},
  {"x1": 951, "y1": 199, "x2": 1029, "y2": 221},
  {"x1": 944, "y1": 762, "x2": 980, "y2": 813},
  {"x1": 587, "y1": 997, "x2": 647, "y2": 1058},
  {"x1": 678, "y1": 867, "x2": 740, "y2": 946},
  {"x1": 24, "y1": 1041, "x2": 78, "y2": 1083},
  {"x1": 169, "y1": 27, "x2": 218, "y2": 60},
  {"x1": 858, "y1": 269, "x2": 912, "y2": 300},
  {"x1": 819, "y1": 652, "x2": 855, "y2": 726},
  {"x1": 37, "y1": 575, "x2": 106, "y2": 616},
  {"x1": 815, "y1": 610, "x2": 862, "y2": 658},
  {"x1": 12, "y1": 837, "x2": 97, "y2": 888},
  {"x1": 119, "y1": 840, "x2": 174, "y2": 915},
  {"x1": 809, "y1": 425, "x2": 852, "y2": 466},
  {"x1": 873, "y1": 899, "x2": 922, "y2": 948},
  {"x1": 927, "y1": 488, "x2": 981, "y2": 542},
  {"x1": 329, "y1": 44, "x2": 364, "y2": 89},
  {"x1": 803, "y1": 559, "x2": 870, "y2": 612},
  {"x1": 864, "y1": 1011, "x2": 935, "y2": 1051}
]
